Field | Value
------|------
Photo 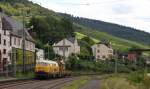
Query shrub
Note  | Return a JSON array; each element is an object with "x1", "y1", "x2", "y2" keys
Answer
[
  {"x1": 128, "y1": 70, "x2": 146, "y2": 84},
  {"x1": 142, "y1": 76, "x2": 150, "y2": 89}
]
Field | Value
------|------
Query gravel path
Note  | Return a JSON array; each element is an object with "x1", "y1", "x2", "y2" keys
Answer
[{"x1": 80, "y1": 79, "x2": 100, "y2": 89}]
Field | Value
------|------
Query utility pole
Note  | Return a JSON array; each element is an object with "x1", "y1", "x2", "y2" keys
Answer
[
  {"x1": 115, "y1": 50, "x2": 118, "y2": 74},
  {"x1": 48, "y1": 41, "x2": 50, "y2": 60},
  {"x1": 115, "y1": 58, "x2": 118, "y2": 74},
  {"x1": 12, "y1": 49, "x2": 16, "y2": 77},
  {"x1": 22, "y1": 9, "x2": 26, "y2": 73},
  {"x1": 63, "y1": 39, "x2": 66, "y2": 61}
]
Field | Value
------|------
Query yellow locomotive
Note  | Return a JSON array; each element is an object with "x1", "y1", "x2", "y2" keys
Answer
[{"x1": 35, "y1": 59, "x2": 70, "y2": 78}]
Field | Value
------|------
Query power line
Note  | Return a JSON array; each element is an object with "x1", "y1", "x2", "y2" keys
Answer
[
  {"x1": 55, "y1": 0, "x2": 123, "y2": 6},
  {"x1": 56, "y1": 2, "x2": 90, "y2": 6}
]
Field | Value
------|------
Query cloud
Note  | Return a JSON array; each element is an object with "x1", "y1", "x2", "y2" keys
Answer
[{"x1": 30, "y1": 0, "x2": 150, "y2": 33}]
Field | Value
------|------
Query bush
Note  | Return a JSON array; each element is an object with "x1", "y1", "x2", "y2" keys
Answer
[
  {"x1": 128, "y1": 70, "x2": 146, "y2": 84},
  {"x1": 101, "y1": 77, "x2": 138, "y2": 89},
  {"x1": 142, "y1": 76, "x2": 150, "y2": 89}
]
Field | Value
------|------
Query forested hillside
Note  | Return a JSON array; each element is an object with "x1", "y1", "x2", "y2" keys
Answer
[
  {"x1": 74, "y1": 24, "x2": 149, "y2": 52},
  {"x1": 59, "y1": 13, "x2": 150, "y2": 45},
  {"x1": 0, "y1": 0, "x2": 75, "y2": 47},
  {"x1": 0, "y1": 0, "x2": 149, "y2": 54}
]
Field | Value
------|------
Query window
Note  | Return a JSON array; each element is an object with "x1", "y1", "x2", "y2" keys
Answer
[
  {"x1": 0, "y1": 34, "x2": 2, "y2": 44},
  {"x1": 0, "y1": 50, "x2": 1, "y2": 63},
  {"x1": 59, "y1": 47, "x2": 63, "y2": 50},
  {"x1": 30, "y1": 43, "x2": 32, "y2": 50},
  {"x1": 97, "y1": 50, "x2": 100, "y2": 53},
  {"x1": 4, "y1": 30, "x2": 6, "y2": 35},
  {"x1": 108, "y1": 50, "x2": 113, "y2": 53},
  {"x1": 14, "y1": 37, "x2": 16, "y2": 45},
  {"x1": 59, "y1": 47, "x2": 68, "y2": 51},
  {"x1": 3, "y1": 39, "x2": 6, "y2": 46},
  {"x1": 108, "y1": 54, "x2": 113, "y2": 58},
  {"x1": 97, "y1": 55, "x2": 100, "y2": 59},
  {"x1": 65, "y1": 47, "x2": 68, "y2": 51},
  {"x1": 26, "y1": 41, "x2": 28, "y2": 48},
  {"x1": 18, "y1": 38, "x2": 20, "y2": 46},
  {"x1": 3, "y1": 49, "x2": 6, "y2": 54},
  {"x1": 10, "y1": 36, "x2": 12, "y2": 46},
  {"x1": 102, "y1": 55, "x2": 106, "y2": 59},
  {"x1": 28, "y1": 42, "x2": 31, "y2": 49}
]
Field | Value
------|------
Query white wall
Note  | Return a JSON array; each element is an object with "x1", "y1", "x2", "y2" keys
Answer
[
  {"x1": 11, "y1": 36, "x2": 35, "y2": 52},
  {"x1": 92, "y1": 44, "x2": 113, "y2": 61},
  {"x1": 0, "y1": 27, "x2": 11, "y2": 65},
  {"x1": 0, "y1": 16, "x2": 35, "y2": 69},
  {"x1": 53, "y1": 38, "x2": 80, "y2": 58},
  {"x1": 36, "y1": 49, "x2": 45, "y2": 61}
]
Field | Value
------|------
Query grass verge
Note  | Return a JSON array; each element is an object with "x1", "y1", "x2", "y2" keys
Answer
[
  {"x1": 101, "y1": 74, "x2": 138, "y2": 89},
  {"x1": 62, "y1": 76, "x2": 91, "y2": 89},
  {"x1": 15, "y1": 72, "x2": 35, "y2": 79}
]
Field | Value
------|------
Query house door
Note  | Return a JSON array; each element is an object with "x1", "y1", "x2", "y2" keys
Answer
[
  {"x1": 0, "y1": 50, "x2": 2, "y2": 71},
  {"x1": 3, "y1": 58, "x2": 7, "y2": 71}
]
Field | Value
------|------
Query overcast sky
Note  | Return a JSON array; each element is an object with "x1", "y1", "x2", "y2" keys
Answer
[{"x1": 30, "y1": 0, "x2": 150, "y2": 33}]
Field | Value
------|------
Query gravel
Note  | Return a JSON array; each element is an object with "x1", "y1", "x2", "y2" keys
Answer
[{"x1": 79, "y1": 79, "x2": 100, "y2": 89}]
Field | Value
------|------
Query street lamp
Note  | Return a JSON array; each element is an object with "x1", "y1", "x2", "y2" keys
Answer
[
  {"x1": 114, "y1": 50, "x2": 118, "y2": 74},
  {"x1": 22, "y1": 9, "x2": 26, "y2": 73},
  {"x1": 21, "y1": 9, "x2": 33, "y2": 73},
  {"x1": 48, "y1": 41, "x2": 50, "y2": 60}
]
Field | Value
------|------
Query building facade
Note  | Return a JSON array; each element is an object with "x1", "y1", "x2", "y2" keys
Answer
[
  {"x1": 0, "y1": 16, "x2": 11, "y2": 72},
  {"x1": 0, "y1": 12, "x2": 35, "y2": 74},
  {"x1": 53, "y1": 37, "x2": 80, "y2": 59},
  {"x1": 36, "y1": 49, "x2": 45, "y2": 61},
  {"x1": 91, "y1": 43, "x2": 113, "y2": 61},
  {"x1": 127, "y1": 52, "x2": 138, "y2": 61}
]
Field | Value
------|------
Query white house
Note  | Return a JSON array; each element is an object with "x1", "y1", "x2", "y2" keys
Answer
[
  {"x1": 53, "y1": 37, "x2": 80, "y2": 59},
  {"x1": 0, "y1": 11, "x2": 35, "y2": 73},
  {"x1": 91, "y1": 42, "x2": 113, "y2": 61}
]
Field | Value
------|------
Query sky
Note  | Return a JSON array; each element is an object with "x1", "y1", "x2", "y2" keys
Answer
[{"x1": 30, "y1": 0, "x2": 150, "y2": 33}]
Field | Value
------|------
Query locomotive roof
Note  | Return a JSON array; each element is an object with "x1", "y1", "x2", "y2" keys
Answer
[{"x1": 38, "y1": 60, "x2": 58, "y2": 65}]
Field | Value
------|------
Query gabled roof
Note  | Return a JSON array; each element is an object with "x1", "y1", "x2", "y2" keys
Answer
[
  {"x1": 0, "y1": 12, "x2": 34, "y2": 42},
  {"x1": 91, "y1": 42, "x2": 112, "y2": 48},
  {"x1": 53, "y1": 37, "x2": 76, "y2": 46},
  {"x1": 96, "y1": 42, "x2": 111, "y2": 48},
  {"x1": 66, "y1": 37, "x2": 76, "y2": 44},
  {"x1": 1, "y1": 14, "x2": 23, "y2": 30},
  {"x1": 2, "y1": 16, "x2": 13, "y2": 30}
]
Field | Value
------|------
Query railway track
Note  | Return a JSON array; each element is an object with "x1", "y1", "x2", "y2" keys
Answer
[
  {"x1": 48, "y1": 78, "x2": 75, "y2": 89},
  {"x1": 30, "y1": 77, "x2": 78, "y2": 89},
  {"x1": 0, "y1": 79, "x2": 40, "y2": 89},
  {"x1": 0, "y1": 74, "x2": 99, "y2": 89},
  {"x1": 0, "y1": 77, "x2": 79, "y2": 89}
]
